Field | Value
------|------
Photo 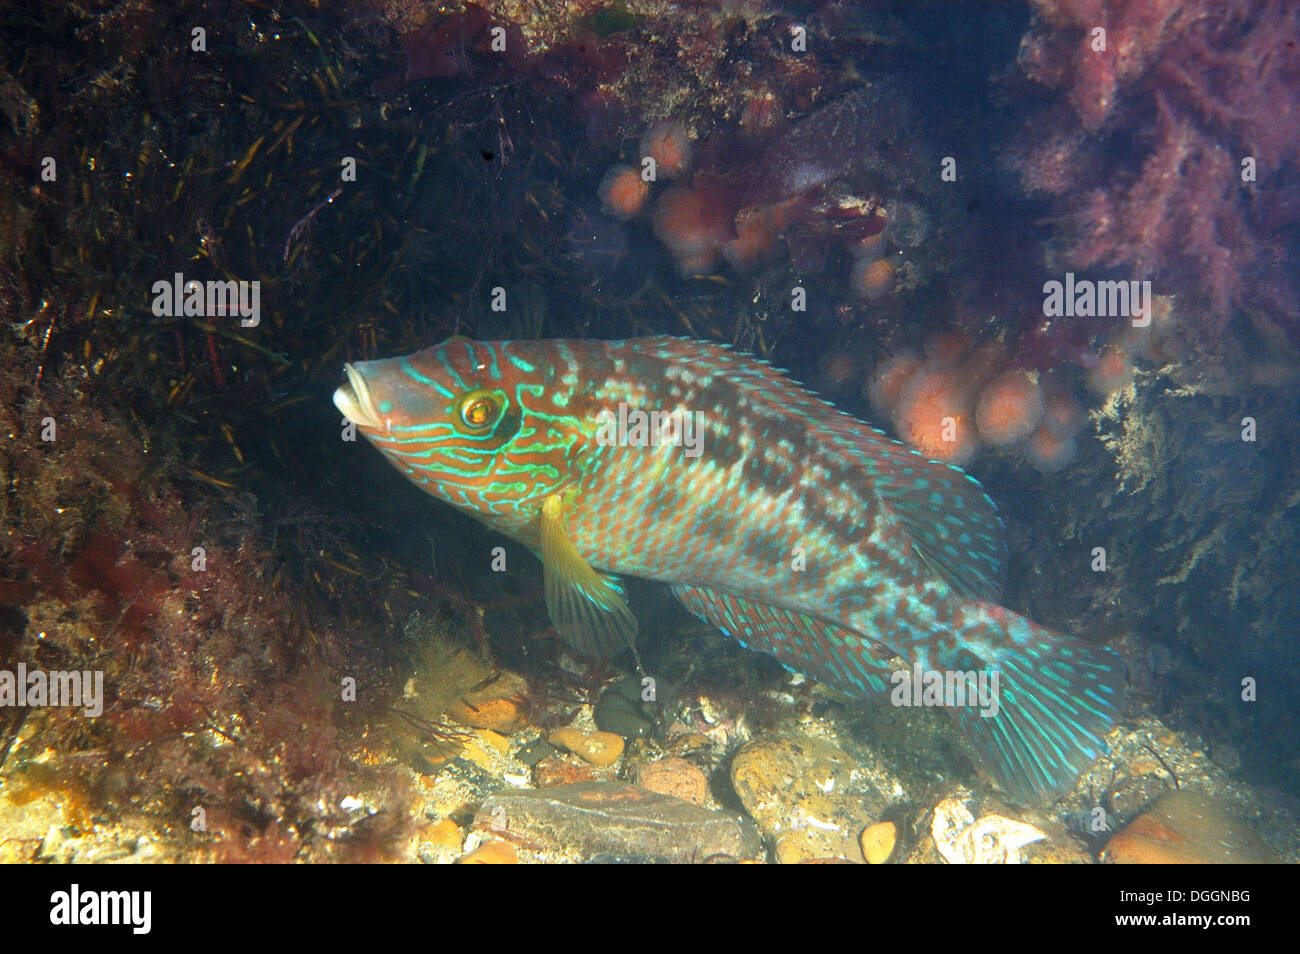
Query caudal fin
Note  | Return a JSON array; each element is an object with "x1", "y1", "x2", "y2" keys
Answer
[{"x1": 950, "y1": 619, "x2": 1125, "y2": 804}]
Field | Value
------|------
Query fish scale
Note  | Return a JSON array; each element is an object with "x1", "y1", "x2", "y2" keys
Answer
[{"x1": 334, "y1": 336, "x2": 1125, "y2": 803}]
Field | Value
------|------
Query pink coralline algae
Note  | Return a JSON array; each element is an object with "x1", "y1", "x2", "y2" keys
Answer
[{"x1": 1007, "y1": 0, "x2": 1300, "y2": 336}]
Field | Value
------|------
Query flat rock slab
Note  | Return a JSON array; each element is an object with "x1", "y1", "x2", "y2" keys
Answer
[{"x1": 476, "y1": 782, "x2": 762, "y2": 863}]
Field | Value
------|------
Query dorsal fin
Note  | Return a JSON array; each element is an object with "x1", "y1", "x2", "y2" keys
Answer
[
  {"x1": 818, "y1": 418, "x2": 1007, "y2": 600},
  {"x1": 626, "y1": 338, "x2": 1007, "y2": 599}
]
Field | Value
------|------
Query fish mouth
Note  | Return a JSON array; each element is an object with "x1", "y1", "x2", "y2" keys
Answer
[{"x1": 333, "y1": 364, "x2": 384, "y2": 430}]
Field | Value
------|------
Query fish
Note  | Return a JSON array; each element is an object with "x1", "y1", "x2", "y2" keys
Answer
[{"x1": 333, "y1": 336, "x2": 1124, "y2": 803}]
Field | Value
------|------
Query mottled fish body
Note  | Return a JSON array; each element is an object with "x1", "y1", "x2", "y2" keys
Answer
[{"x1": 334, "y1": 337, "x2": 1123, "y2": 802}]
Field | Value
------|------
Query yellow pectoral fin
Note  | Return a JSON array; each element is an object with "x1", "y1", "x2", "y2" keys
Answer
[{"x1": 539, "y1": 494, "x2": 638, "y2": 657}]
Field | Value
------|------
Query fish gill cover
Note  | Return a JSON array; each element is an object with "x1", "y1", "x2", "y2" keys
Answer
[{"x1": 0, "y1": 0, "x2": 1296, "y2": 868}]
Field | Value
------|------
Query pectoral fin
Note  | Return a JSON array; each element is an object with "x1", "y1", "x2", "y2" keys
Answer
[{"x1": 539, "y1": 494, "x2": 638, "y2": 657}]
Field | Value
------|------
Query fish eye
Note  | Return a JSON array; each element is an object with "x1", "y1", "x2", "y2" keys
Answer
[{"x1": 456, "y1": 389, "x2": 502, "y2": 432}]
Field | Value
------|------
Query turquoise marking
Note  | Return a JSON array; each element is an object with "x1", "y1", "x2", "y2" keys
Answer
[
  {"x1": 436, "y1": 351, "x2": 469, "y2": 391},
  {"x1": 401, "y1": 358, "x2": 455, "y2": 398},
  {"x1": 504, "y1": 349, "x2": 536, "y2": 373}
]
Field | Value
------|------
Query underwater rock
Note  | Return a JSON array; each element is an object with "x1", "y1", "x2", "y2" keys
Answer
[
  {"x1": 931, "y1": 793, "x2": 1047, "y2": 864},
  {"x1": 633, "y1": 757, "x2": 709, "y2": 806},
  {"x1": 860, "y1": 820, "x2": 899, "y2": 864},
  {"x1": 475, "y1": 783, "x2": 761, "y2": 863},
  {"x1": 446, "y1": 670, "x2": 531, "y2": 733},
  {"x1": 1102, "y1": 790, "x2": 1278, "y2": 864},
  {"x1": 730, "y1": 733, "x2": 884, "y2": 863},
  {"x1": 421, "y1": 818, "x2": 465, "y2": 854},
  {"x1": 547, "y1": 728, "x2": 625, "y2": 767},
  {"x1": 772, "y1": 808, "x2": 867, "y2": 865},
  {"x1": 533, "y1": 755, "x2": 603, "y2": 788},
  {"x1": 457, "y1": 729, "x2": 514, "y2": 776},
  {"x1": 514, "y1": 738, "x2": 558, "y2": 767},
  {"x1": 457, "y1": 840, "x2": 519, "y2": 864},
  {"x1": 740, "y1": 84, "x2": 917, "y2": 211},
  {"x1": 593, "y1": 675, "x2": 658, "y2": 738}
]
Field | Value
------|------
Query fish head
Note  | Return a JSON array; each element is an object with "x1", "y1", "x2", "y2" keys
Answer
[{"x1": 333, "y1": 338, "x2": 590, "y2": 528}]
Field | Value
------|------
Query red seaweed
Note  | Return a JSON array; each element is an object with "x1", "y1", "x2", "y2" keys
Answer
[{"x1": 1006, "y1": 0, "x2": 1300, "y2": 337}]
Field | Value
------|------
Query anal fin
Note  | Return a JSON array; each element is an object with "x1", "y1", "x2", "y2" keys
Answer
[{"x1": 672, "y1": 584, "x2": 898, "y2": 696}]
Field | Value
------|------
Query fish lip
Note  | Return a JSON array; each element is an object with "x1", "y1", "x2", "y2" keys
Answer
[{"x1": 333, "y1": 363, "x2": 384, "y2": 430}]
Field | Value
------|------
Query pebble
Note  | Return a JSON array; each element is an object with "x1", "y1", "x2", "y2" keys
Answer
[
  {"x1": 457, "y1": 839, "x2": 518, "y2": 864},
  {"x1": 513, "y1": 737, "x2": 557, "y2": 766},
  {"x1": 458, "y1": 730, "x2": 511, "y2": 773},
  {"x1": 447, "y1": 671, "x2": 530, "y2": 733},
  {"x1": 930, "y1": 794, "x2": 1047, "y2": 864},
  {"x1": 1102, "y1": 790, "x2": 1278, "y2": 864},
  {"x1": 475, "y1": 728, "x2": 510, "y2": 754},
  {"x1": 730, "y1": 733, "x2": 882, "y2": 863},
  {"x1": 860, "y1": 820, "x2": 898, "y2": 864},
  {"x1": 633, "y1": 758, "x2": 709, "y2": 806},
  {"x1": 421, "y1": 818, "x2": 464, "y2": 852},
  {"x1": 533, "y1": 755, "x2": 602, "y2": 787},
  {"x1": 593, "y1": 675, "x2": 659, "y2": 738},
  {"x1": 474, "y1": 782, "x2": 761, "y2": 863},
  {"x1": 548, "y1": 728, "x2": 625, "y2": 767}
]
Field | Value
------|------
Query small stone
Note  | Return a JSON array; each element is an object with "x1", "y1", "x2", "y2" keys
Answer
[
  {"x1": 422, "y1": 818, "x2": 463, "y2": 852},
  {"x1": 593, "y1": 675, "x2": 660, "y2": 738},
  {"x1": 514, "y1": 738, "x2": 557, "y2": 767},
  {"x1": 533, "y1": 755, "x2": 601, "y2": 787},
  {"x1": 459, "y1": 736, "x2": 506, "y2": 773},
  {"x1": 860, "y1": 820, "x2": 897, "y2": 864},
  {"x1": 1103, "y1": 790, "x2": 1278, "y2": 864},
  {"x1": 931, "y1": 794, "x2": 1046, "y2": 864},
  {"x1": 457, "y1": 839, "x2": 518, "y2": 864},
  {"x1": 475, "y1": 728, "x2": 510, "y2": 755},
  {"x1": 633, "y1": 758, "x2": 709, "y2": 806},
  {"x1": 475, "y1": 782, "x2": 761, "y2": 863},
  {"x1": 447, "y1": 671, "x2": 530, "y2": 733},
  {"x1": 548, "y1": 728, "x2": 625, "y2": 767},
  {"x1": 448, "y1": 697, "x2": 525, "y2": 734}
]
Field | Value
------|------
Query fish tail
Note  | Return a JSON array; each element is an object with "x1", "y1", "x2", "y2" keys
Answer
[{"x1": 947, "y1": 605, "x2": 1125, "y2": 804}]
